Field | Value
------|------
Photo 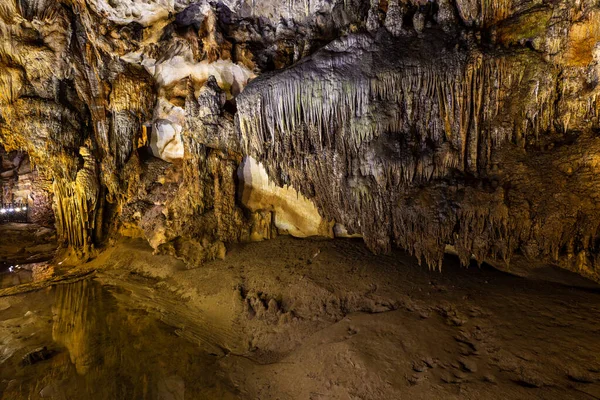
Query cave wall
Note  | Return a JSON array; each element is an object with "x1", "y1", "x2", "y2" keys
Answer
[
  {"x1": 0, "y1": 0, "x2": 599, "y2": 280},
  {"x1": 238, "y1": 1, "x2": 600, "y2": 281}
]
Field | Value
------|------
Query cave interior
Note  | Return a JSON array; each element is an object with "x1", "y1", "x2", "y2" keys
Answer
[{"x1": 1, "y1": 0, "x2": 600, "y2": 399}]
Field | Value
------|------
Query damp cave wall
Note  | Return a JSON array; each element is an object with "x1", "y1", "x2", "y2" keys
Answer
[{"x1": 0, "y1": 0, "x2": 599, "y2": 280}]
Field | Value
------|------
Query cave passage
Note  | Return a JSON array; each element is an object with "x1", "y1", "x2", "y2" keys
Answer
[
  {"x1": 1, "y1": 147, "x2": 32, "y2": 223},
  {"x1": 0, "y1": 146, "x2": 57, "y2": 286},
  {"x1": 0, "y1": 146, "x2": 54, "y2": 226},
  {"x1": 1, "y1": 0, "x2": 600, "y2": 398}
]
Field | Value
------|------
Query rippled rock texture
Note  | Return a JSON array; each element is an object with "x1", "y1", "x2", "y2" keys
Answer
[{"x1": 1, "y1": 0, "x2": 600, "y2": 280}]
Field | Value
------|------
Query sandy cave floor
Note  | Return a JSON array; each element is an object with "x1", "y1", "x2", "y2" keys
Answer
[{"x1": 0, "y1": 235, "x2": 600, "y2": 399}]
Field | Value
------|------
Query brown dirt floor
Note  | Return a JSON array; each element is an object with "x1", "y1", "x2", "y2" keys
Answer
[{"x1": 1, "y1": 236, "x2": 599, "y2": 399}]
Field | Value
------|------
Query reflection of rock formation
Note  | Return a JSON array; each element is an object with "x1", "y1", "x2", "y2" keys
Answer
[
  {"x1": 52, "y1": 279, "x2": 109, "y2": 375},
  {"x1": 45, "y1": 278, "x2": 236, "y2": 399}
]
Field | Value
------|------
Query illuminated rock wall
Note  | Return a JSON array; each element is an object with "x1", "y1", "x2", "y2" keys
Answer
[{"x1": 1, "y1": 0, "x2": 600, "y2": 280}]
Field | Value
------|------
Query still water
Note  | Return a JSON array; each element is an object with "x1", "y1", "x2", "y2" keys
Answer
[{"x1": 0, "y1": 278, "x2": 239, "y2": 399}]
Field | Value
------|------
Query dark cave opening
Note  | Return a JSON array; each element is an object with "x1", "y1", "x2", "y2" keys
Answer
[
  {"x1": 0, "y1": 145, "x2": 57, "y2": 283},
  {"x1": 0, "y1": 145, "x2": 54, "y2": 227}
]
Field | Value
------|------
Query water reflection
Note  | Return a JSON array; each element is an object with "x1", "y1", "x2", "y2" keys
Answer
[
  {"x1": 0, "y1": 279, "x2": 239, "y2": 399},
  {"x1": 1, "y1": 262, "x2": 55, "y2": 289},
  {"x1": 0, "y1": 267, "x2": 33, "y2": 288},
  {"x1": 52, "y1": 279, "x2": 112, "y2": 376}
]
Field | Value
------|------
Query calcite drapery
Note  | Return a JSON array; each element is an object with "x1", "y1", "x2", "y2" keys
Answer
[{"x1": 53, "y1": 147, "x2": 99, "y2": 252}]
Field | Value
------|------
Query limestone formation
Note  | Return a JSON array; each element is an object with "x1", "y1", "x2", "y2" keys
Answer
[{"x1": 0, "y1": 0, "x2": 599, "y2": 281}]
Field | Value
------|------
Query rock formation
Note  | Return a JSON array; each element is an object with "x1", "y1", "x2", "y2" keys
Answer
[{"x1": 1, "y1": 0, "x2": 600, "y2": 281}]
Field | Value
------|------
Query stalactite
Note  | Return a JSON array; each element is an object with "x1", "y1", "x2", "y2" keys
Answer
[
  {"x1": 1, "y1": 0, "x2": 599, "y2": 283},
  {"x1": 52, "y1": 147, "x2": 99, "y2": 255},
  {"x1": 455, "y1": 0, "x2": 514, "y2": 27},
  {"x1": 237, "y1": 32, "x2": 600, "y2": 281},
  {"x1": 239, "y1": 35, "x2": 556, "y2": 186}
]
